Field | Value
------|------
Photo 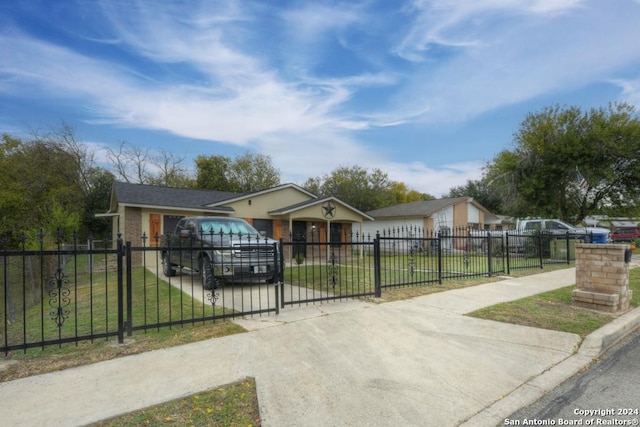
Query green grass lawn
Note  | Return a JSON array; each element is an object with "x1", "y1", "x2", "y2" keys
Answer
[
  {"x1": 2, "y1": 266, "x2": 229, "y2": 348},
  {"x1": 468, "y1": 267, "x2": 640, "y2": 338}
]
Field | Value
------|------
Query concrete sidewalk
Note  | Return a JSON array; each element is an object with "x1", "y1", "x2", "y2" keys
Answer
[{"x1": 1, "y1": 267, "x2": 639, "y2": 427}]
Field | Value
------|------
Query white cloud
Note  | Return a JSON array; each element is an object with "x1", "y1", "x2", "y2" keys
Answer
[
  {"x1": 2, "y1": 0, "x2": 640, "y2": 201},
  {"x1": 390, "y1": 1, "x2": 640, "y2": 124},
  {"x1": 395, "y1": 0, "x2": 583, "y2": 62},
  {"x1": 381, "y1": 160, "x2": 484, "y2": 197},
  {"x1": 610, "y1": 77, "x2": 640, "y2": 108}
]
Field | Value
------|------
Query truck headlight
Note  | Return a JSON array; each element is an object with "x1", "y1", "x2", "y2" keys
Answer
[{"x1": 213, "y1": 250, "x2": 233, "y2": 262}]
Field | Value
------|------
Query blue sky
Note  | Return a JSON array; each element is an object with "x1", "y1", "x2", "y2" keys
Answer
[{"x1": 2, "y1": 1, "x2": 640, "y2": 196}]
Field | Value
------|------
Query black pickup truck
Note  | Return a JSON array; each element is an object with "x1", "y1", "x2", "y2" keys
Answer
[{"x1": 160, "y1": 216, "x2": 279, "y2": 289}]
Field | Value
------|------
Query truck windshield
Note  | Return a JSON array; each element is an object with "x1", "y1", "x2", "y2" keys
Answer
[{"x1": 199, "y1": 220, "x2": 259, "y2": 236}]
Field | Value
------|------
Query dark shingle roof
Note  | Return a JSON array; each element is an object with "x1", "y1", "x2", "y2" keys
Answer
[
  {"x1": 366, "y1": 197, "x2": 471, "y2": 218},
  {"x1": 112, "y1": 181, "x2": 242, "y2": 210}
]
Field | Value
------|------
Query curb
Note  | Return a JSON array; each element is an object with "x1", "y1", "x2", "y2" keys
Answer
[
  {"x1": 578, "y1": 307, "x2": 640, "y2": 357},
  {"x1": 461, "y1": 306, "x2": 640, "y2": 427}
]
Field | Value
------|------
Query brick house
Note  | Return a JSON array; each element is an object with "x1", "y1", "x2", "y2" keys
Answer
[{"x1": 99, "y1": 181, "x2": 373, "y2": 247}]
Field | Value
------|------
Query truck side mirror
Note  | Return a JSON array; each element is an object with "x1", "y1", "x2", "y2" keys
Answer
[{"x1": 179, "y1": 229, "x2": 191, "y2": 238}]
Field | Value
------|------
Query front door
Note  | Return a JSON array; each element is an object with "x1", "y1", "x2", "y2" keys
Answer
[
  {"x1": 149, "y1": 214, "x2": 161, "y2": 246},
  {"x1": 292, "y1": 221, "x2": 307, "y2": 258}
]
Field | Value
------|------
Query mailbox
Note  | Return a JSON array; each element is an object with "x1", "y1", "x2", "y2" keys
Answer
[{"x1": 624, "y1": 248, "x2": 632, "y2": 263}]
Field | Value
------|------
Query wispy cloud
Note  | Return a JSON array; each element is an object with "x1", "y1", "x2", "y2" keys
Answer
[
  {"x1": 390, "y1": 0, "x2": 640, "y2": 124},
  {"x1": 2, "y1": 0, "x2": 640, "y2": 198}
]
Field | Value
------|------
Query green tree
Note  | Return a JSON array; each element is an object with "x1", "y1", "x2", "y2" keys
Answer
[
  {"x1": 34, "y1": 123, "x2": 117, "y2": 237},
  {"x1": 388, "y1": 182, "x2": 434, "y2": 205},
  {"x1": 195, "y1": 155, "x2": 232, "y2": 190},
  {"x1": 445, "y1": 178, "x2": 504, "y2": 214},
  {"x1": 227, "y1": 152, "x2": 280, "y2": 193},
  {"x1": 195, "y1": 152, "x2": 280, "y2": 193},
  {"x1": 83, "y1": 168, "x2": 115, "y2": 238},
  {"x1": 0, "y1": 134, "x2": 83, "y2": 244},
  {"x1": 1, "y1": 124, "x2": 118, "y2": 243},
  {"x1": 302, "y1": 165, "x2": 432, "y2": 212},
  {"x1": 485, "y1": 103, "x2": 640, "y2": 223}
]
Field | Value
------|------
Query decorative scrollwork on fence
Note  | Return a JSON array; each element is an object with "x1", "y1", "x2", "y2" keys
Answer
[
  {"x1": 49, "y1": 268, "x2": 71, "y2": 328},
  {"x1": 408, "y1": 248, "x2": 416, "y2": 277},
  {"x1": 207, "y1": 290, "x2": 220, "y2": 307},
  {"x1": 328, "y1": 251, "x2": 338, "y2": 289}
]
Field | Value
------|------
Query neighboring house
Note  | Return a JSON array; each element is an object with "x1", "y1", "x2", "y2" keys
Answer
[
  {"x1": 99, "y1": 181, "x2": 374, "y2": 248},
  {"x1": 363, "y1": 197, "x2": 500, "y2": 237}
]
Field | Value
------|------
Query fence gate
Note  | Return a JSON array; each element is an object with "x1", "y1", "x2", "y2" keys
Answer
[{"x1": 279, "y1": 234, "x2": 378, "y2": 307}]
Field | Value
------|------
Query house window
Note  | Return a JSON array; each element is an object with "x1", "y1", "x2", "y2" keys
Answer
[{"x1": 253, "y1": 219, "x2": 273, "y2": 238}]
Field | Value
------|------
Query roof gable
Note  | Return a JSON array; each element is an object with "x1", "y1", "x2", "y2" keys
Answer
[
  {"x1": 204, "y1": 183, "x2": 316, "y2": 207},
  {"x1": 269, "y1": 196, "x2": 374, "y2": 221}
]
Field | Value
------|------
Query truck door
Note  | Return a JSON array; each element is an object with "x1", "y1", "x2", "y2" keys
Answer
[{"x1": 180, "y1": 219, "x2": 198, "y2": 268}]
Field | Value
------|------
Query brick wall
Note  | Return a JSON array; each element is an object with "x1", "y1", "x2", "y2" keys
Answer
[
  {"x1": 124, "y1": 207, "x2": 143, "y2": 265},
  {"x1": 573, "y1": 243, "x2": 632, "y2": 313}
]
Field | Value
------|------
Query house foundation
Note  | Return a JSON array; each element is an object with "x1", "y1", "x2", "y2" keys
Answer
[{"x1": 572, "y1": 243, "x2": 633, "y2": 313}]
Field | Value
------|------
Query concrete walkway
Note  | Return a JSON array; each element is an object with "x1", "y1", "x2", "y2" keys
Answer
[{"x1": 1, "y1": 267, "x2": 640, "y2": 427}]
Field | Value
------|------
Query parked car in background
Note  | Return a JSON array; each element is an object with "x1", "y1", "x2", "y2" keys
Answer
[{"x1": 610, "y1": 228, "x2": 640, "y2": 242}]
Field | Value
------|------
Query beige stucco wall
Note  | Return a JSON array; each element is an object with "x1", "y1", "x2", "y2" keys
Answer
[
  {"x1": 283, "y1": 202, "x2": 364, "y2": 223},
  {"x1": 224, "y1": 187, "x2": 312, "y2": 218}
]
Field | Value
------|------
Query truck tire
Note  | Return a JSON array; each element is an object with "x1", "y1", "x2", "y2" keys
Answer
[
  {"x1": 200, "y1": 256, "x2": 217, "y2": 290},
  {"x1": 162, "y1": 252, "x2": 176, "y2": 277}
]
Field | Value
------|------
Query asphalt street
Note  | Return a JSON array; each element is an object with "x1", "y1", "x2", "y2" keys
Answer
[{"x1": 505, "y1": 328, "x2": 640, "y2": 426}]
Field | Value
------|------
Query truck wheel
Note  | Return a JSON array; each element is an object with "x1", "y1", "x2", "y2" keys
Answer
[
  {"x1": 162, "y1": 252, "x2": 176, "y2": 277},
  {"x1": 200, "y1": 256, "x2": 217, "y2": 290}
]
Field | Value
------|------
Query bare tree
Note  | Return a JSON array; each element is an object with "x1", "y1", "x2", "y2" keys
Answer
[
  {"x1": 104, "y1": 141, "x2": 151, "y2": 184},
  {"x1": 147, "y1": 149, "x2": 192, "y2": 187}
]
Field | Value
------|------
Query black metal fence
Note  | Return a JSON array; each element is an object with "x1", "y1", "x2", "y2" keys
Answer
[
  {"x1": 280, "y1": 230, "x2": 377, "y2": 306},
  {"x1": 2, "y1": 227, "x2": 587, "y2": 353}
]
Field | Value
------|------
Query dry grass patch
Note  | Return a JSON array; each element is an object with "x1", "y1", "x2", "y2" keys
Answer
[
  {"x1": 371, "y1": 276, "x2": 504, "y2": 303},
  {"x1": 92, "y1": 378, "x2": 261, "y2": 427},
  {"x1": 469, "y1": 267, "x2": 640, "y2": 338}
]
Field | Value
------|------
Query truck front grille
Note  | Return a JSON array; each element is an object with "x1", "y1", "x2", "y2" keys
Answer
[{"x1": 232, "y1": 244, "x2": 275, "y2": 259}]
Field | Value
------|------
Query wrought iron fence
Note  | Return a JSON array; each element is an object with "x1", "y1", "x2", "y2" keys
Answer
[
  {"x1": 1, "y1": 232, "x2": 122, "y2": 353},
  {"x1": 376, "y1": 227, "x2": 507, "y2": 288},
  {"x1": 280, "y1": 231, "x2": 377, "y2": 306},
  {"x1": 2, "y1": 226, "x2": 585, "y2": 353}
]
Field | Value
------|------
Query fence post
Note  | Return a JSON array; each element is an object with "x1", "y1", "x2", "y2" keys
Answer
[
  {"x1": 374, "y1": 233, "x2": 381, "y2": 297},
  {"x1": 505, "y1": 232, "x2": 511, "y2": 275},
  {"x1": 565, "y1": 231, "x2": 570, "y2": 264},
  {"x1": 487, "y1": 232, "x2": 493, "y2": 277},
  {"x1": 437, "y1": 231, "x2": 443, "y2": 284},
  {"x1": 117, "y1": 237, "x2": 124, "y2": 344},
  {"x1": 538, "y1": 231, "x2": 544, "y2": 269},
  {"x1": 126, "y1": 241, "x2": 133, "y2": 337},
  {"x1": 279, "y1": 238, "x2": 285, "y2": 309},
  {"x1": 275, "y1": 241, "x2": 281, "y2": 314}
]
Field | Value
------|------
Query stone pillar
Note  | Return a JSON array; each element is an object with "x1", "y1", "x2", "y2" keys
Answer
[{"x1": 572, "y1": 243, "x2": 633, "y2": 313}]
